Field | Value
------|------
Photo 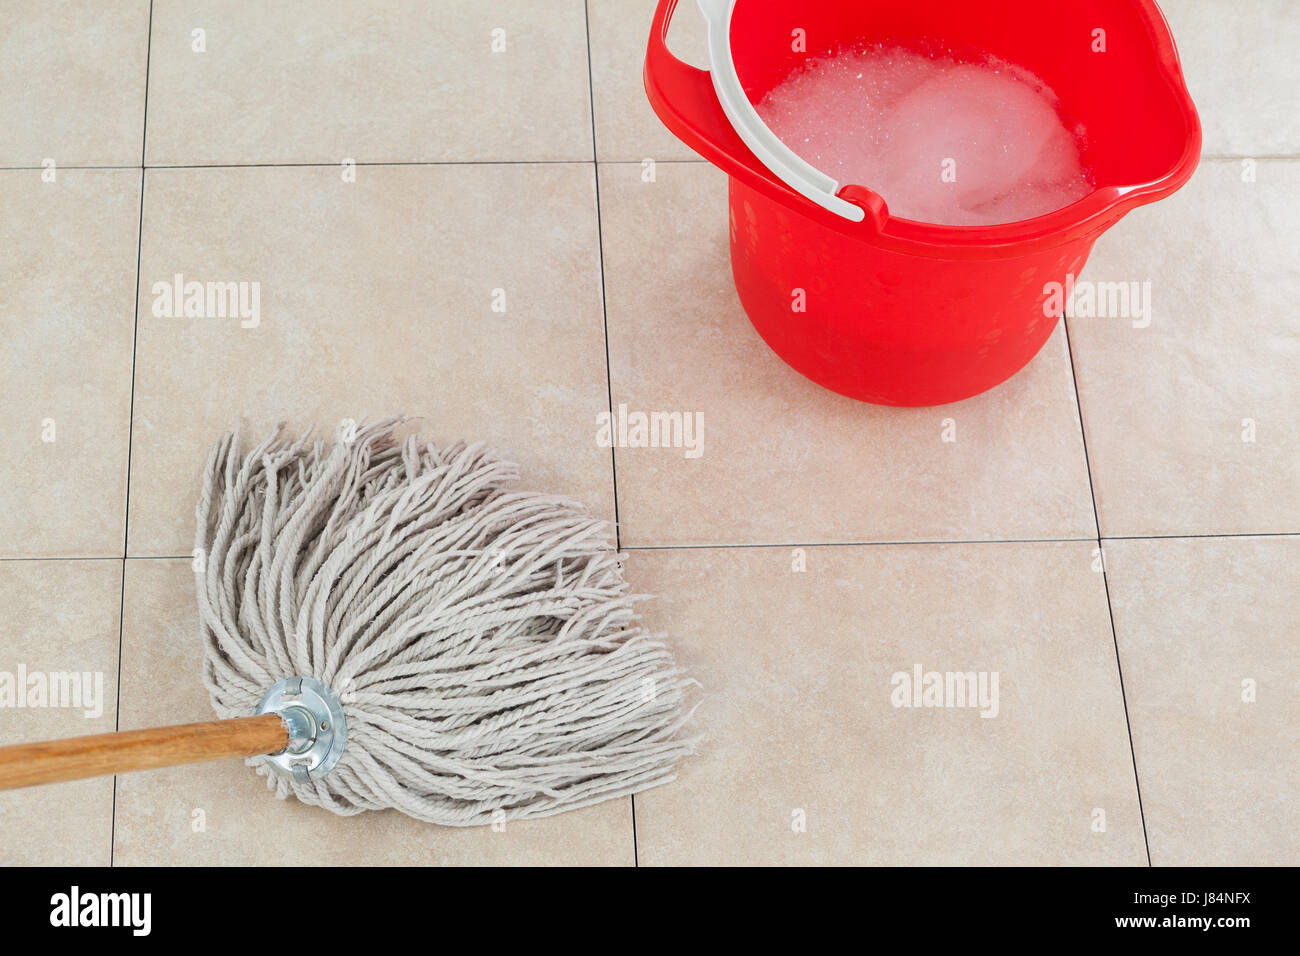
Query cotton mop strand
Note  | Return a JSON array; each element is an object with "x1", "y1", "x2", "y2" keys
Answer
[{"x1": 193, "y1": 417, "x2": 696, "y2": 826}]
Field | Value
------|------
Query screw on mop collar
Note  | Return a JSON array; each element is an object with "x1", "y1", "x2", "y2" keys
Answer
[{"x1": 256, "y1": 677, "x2": 346, "y2": 783}]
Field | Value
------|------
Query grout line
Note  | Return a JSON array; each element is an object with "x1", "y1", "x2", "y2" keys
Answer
[
  {"x1": 580, "y1": 13, "x2": 621, "y2": 555},
  {"x1": 0, "y1": 155, "x2": 1284, "y2": 177},
  {"x1": 620, "y1": 531, "x2": 1300, "y2": 551},
  {"x1": 0, "y1": 159, "x2": 713, "y2": 172},
  {"x1": 4, "y1": 530, "x2": 1293, "y2": 566},
  {"x1": 581, "y1": 0, "x2": 637, "y2": 869},
  {"x1": 111, "y1": 0, "x2": 154, "y2": 870},
  {"x1": 2, "y1": 530, "x2": 1293, "y2": 566},
  {"x1": 1061, "y1": 315, "x2": 1152, "y2": 867},
  {"x1": 0, "y1": 164, "x2": 141, "y2": 171},
  {"x1": 624, "y1": 536, "x2": 1099, "y2": 551},
  {"x1": 8, "y1": 153, "x2": 1280, "y2": 174},
  {"x1": 146, "y1": 158, "x2": 710, "y2": 169},
  {"x1": 1, "y1": 154, "x2": 1284, "y2": 174},
  {"x1": 594, "y1": 158, "x2": 709, "y2": 165},
  {"x1": 0, "y1": 555, "x2": 134, "y2": 562},
  {"x1": 1101, "y1": 530, "x2": 1300, "y2": 541},
  {"x1": 141, "y1": 159, "x2": 597, "y2": 170},
  {"x1": 630, "y1": 793, "x2": 639, "y2": 868}
]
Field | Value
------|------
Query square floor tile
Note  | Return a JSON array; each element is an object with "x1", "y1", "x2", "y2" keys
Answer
[
  {"x1": 1104, "y1": 535, "x2": 1299, "y2": 866},
  {"x1": 1069, "y1": 160, "x2": 1300, "y2": 537},
  {"x1": 113, "y1": 558, "x2": 634, "y2": 865},
  {"x1": 144, "y1": 0, "x2": 593, "y2": 165},
  {"x1": 628, "y1": 541, "x2": 1145, "y2": 865},
  {"x1": 0, "y1": 560, "x2": 121, "y2": 866},
  {"x1": 588, "y1": 0, "x2": 708, "y2": 161},
  {"x1": 597, "y1": 161, "x2": 1096, "y2": 547},
  {"x1": 127, "y1": 163, "x2": 613, "y2": 556},
  {"x1": 0, "y1": 169, "x2": 141, "y2": 558},
  {"x1": 1160, "y1": 0, "x2": 1300, "y2": 156},
  {"x1": 0, "y1": 0, "x2": 149, "y2": 166}
]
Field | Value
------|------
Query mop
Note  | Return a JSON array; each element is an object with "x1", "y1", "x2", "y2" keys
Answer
[{"x1": 0, "y1": 419, "x2": 697, "y2": 825}]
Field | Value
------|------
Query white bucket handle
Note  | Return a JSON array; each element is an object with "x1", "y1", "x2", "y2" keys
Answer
[{"x1": 696, "y1": 0, "x2": 866, "y2": 222}]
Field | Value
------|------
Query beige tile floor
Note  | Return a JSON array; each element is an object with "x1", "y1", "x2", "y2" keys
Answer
[{"x1": 0, "y1": 0, "x2": 1294, "y2": 866}]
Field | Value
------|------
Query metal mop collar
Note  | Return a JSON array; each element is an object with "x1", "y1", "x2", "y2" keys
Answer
[{"x1": 194, "y1": 419, "x2": 697, "y2": 826}]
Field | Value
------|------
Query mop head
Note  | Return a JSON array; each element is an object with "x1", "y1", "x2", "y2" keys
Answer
[{"x1": 194, "y1": 419, "x2": 696, "y2": 826}]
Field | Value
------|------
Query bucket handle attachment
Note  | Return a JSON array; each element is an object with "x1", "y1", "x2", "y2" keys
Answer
[
  {"x1": 645, "y1": 0, "x2": 882, "y2": 229},
  {"x1": 694, "y1": 0, "x2": 865, "y2": 222}
]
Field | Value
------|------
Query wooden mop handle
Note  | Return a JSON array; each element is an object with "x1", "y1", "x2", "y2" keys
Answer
[{"x1": 0, "y1": 714, "x2": 288, "y2": 791}]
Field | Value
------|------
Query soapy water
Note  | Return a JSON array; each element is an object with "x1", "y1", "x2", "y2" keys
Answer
[{"x1": 756, "y1": 45, "x2": 1093, "y2": 226}]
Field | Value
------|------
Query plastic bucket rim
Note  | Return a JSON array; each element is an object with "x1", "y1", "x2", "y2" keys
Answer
[{"x1": 711, "y1": 0, "x2": 1202, "y2": 251}]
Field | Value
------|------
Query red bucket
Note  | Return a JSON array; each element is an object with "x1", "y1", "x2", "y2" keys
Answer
[{"x1": 645, "y1": 0, "x2": 1201, "y2": 406}]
